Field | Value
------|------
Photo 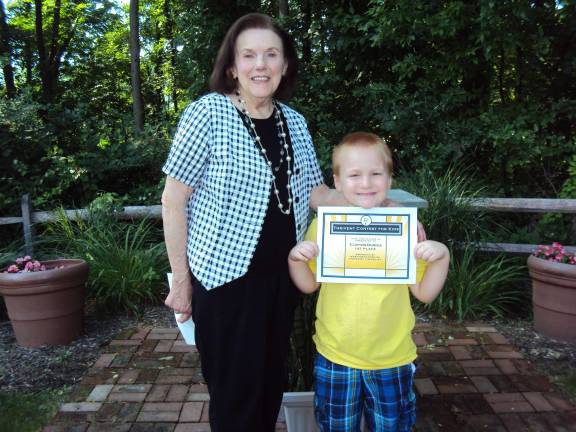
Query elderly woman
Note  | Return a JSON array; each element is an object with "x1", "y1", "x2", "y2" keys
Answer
[{"x1": 161, "y1": 13, "x2": 333, "y2": 432}]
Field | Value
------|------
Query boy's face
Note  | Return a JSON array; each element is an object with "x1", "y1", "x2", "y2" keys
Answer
[{"x1": 333, "y1": 144, "x2": 392, "y2": 209}]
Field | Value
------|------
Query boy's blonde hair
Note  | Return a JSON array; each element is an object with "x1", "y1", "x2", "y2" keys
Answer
[{"x1": 332, "y1": 132, "x2": 393, "y2": 176}]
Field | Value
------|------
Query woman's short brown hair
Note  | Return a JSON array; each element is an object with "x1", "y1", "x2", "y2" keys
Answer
[{"x1": 209, "y1": 13, "x2": 299, "y2": 100}]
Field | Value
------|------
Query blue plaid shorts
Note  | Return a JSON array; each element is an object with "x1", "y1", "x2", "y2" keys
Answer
[{"x1": 314, "y1": 353, "x2": 416, "y2": 432}]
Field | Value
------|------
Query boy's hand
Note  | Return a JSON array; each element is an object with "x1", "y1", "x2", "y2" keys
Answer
[
  {"x1": 410, "y1": 240, "x2": 450, "y2": 304},
  {"x1": 289, "y1": 241, "x2": 319, "y2": 263},
  {"x1": 414, "y1": 240, "x2": 449, "y2": 263}
]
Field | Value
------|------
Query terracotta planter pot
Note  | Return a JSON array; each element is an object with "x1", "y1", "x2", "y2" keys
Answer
[
  {"x1": 527, "y1": 255, "x2": 576, "y2": 342},
  {"x1": 0, "y1": 259, "x2": 89, "y2": 347}
]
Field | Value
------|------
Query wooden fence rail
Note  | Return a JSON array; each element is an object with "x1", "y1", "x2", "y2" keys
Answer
[
  {"x1": 468, "y1": 198, "x2": 576, "y2": 213},
  {"x1": 1, "y1": 194, "x2": 575, "y2": 256},
  {"x1": 476, "y1": 242, "x2": 576, "y2": 255},
  {"x1": 467, "y1": 198, "x2": 576, "y2": 254}
]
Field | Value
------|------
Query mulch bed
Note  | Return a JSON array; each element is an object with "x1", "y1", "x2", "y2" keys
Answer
[
  {"x1": 1, "y1": 308, "x2": 574, "y2": 401},
  {"x1": 0, "y1": 306, "x2": 175, "y2": 392},
  {"x1": 493, "y1": 317, "x2": 576, "y2": 398}
]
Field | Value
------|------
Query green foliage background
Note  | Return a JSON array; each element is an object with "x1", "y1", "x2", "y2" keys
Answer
[
  {"x1": 2, "y1": 0, "x2": 572, "y2": 393},
  {"x1": 0, "y1": 388, "x2": 68, "y2": 432},
  {"x1": 1, "y1": 0, "x2": 575, "y2": 242}
]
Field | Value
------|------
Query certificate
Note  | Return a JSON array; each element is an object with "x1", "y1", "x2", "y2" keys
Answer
[{"x1": 316, "y1": 206, "x2": 417, "y2": 284}]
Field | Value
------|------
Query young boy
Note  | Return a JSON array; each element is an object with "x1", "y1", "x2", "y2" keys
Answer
[{"x1": 288, "y1": 132, "x2": 450, "y2": 432}]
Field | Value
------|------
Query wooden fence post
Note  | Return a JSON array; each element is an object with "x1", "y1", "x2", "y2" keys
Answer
[{"x1": 21, "y1": 194, "x2": 34, "y2": 257}]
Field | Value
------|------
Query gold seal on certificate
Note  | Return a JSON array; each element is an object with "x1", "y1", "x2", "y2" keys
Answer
[{"x1": 317, "y1": 206, "x2": 418, "y2": 284}]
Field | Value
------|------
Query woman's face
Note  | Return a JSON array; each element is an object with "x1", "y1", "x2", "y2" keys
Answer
[{"x1": 231, "y1": 28, "x2": 288, "y2": 105}]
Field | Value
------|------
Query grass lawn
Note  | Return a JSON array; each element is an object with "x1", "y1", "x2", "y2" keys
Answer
[
  {"x1": 553, "y1": 366, "x2": 576, "y2": 402},
  {"x1": 0, "y1": 387, "x2": 69, "y2": 432}
]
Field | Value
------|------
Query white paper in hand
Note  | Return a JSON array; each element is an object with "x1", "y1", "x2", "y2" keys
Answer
[{"x1": 167, "y1": 273, "x2": 195, "y2": 345}]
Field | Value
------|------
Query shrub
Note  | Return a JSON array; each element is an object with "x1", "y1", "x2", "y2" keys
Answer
[
  {"x1": 399, "y1": 166, "x2": 527, "y2": 320},
  {"x1": 414, "y1": 245, "x2": 528, "y2": 320},
  {"x1": 287, "y1": 292, "x2": 318, "y2": 392},
  {"x1": 0, "y1": 245, "x2": 20, "y2": 271},
  {"x1": 39, "y1": 198, "x2": 168, "y2": 316},
  {"x1": 396, "y1": 164, "x2": 492, "y2": 247},
  {"x1": 0, "y1": 388, "x2": 68, "y2": 432},
  {"x1": 0, "y1": 242, "x2": 22, "y2": 321}
]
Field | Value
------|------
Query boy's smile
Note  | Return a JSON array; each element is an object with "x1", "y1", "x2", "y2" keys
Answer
[{"x1": 333, "y1": 144, "x2": 391, "y2": 209}]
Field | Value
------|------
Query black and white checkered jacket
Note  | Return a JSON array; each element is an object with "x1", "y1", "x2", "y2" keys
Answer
[{"x1": 163, "y1": 92, "x2": 324, "y2": 290}]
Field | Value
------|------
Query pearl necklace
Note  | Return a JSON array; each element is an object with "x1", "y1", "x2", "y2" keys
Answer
[{"x1": 237, "y1": 93, "x2": 293, "y2": 215}]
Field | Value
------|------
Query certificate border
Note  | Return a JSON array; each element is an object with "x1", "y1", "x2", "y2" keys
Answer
[{"x1": 317, "y1": 206, "x2": 418, "y2": 284}]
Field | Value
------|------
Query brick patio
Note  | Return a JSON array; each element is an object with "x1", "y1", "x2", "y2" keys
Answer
[{"x1": 43, "y1": 322, "x2": 576, "y2": 431}]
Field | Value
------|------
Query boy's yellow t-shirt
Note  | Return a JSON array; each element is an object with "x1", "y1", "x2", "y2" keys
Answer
[{"x1": 306, "y1": 218, "x2": 427, "y2": 370}]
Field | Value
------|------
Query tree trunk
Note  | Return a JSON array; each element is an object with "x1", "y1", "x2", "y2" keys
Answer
[
  {"x1": 516, "y1": 46, "x2": 523, "y2": 102},
  {"x1": 278, "y1": 0, "x2": 288, "y2": 18},
  {"x1": 0, "y1": 0, "x2": 16, "y2": 97},
  {"x1": 301, "y1": 0, "x2": 311, "y2": 63},
  {"x1": 164, "y1": 0, "x2": 178, "y2": 112},
  {"x1": 34, "y1": 0, "x2": 65, "y2": 100},
  {"x1": 24, "y1": 1, "x2": 33, "y2": 85},
  {"x1": 34, "y1": 0, "x2": 51, "y2": 99},
  {"x1": 47, "y1": 0, "x2": 62, "y2": 94},
  {"x1": 129, "y1": 0, "x2": 144, "y2": 133}
]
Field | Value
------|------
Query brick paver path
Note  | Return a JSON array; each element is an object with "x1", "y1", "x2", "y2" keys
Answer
[{"x1": 43, "y1": 322, "x2": 576, "y2": 431}]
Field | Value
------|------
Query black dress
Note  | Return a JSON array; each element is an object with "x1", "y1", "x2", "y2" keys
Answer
[{"x1": 191, "y1": 107, "x2": 301, "y2": 432}]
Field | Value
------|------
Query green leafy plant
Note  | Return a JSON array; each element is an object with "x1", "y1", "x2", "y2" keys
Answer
[
  {"x1": 287, "y1": 292, "x2": 318, "y2": 392},
  {"x1": 561, "y1": 153, "x2": 576, "y2": 200},
  {"x1": 0, "y1": 388, "x2": 68, "y2": 432},
  {"x1": 81, "y1": 220, "x2": 167, "y2": 315},
  {"x1": 398, "y1": 165, "x2": 530, "y2": 319},
  {"x1": 554, "y1": 368, "x2": 576, "y2": 402},
  {"x1": 396, "y1": 165, "x2": 493, "y2": 247},
  {"x1": 0, "y1": 245, "x2": 21, "y2": 272},
  {"x1": 414, "y1": 246, "x2": 527, "y2": 320},
  {"x1": 39, "y1": 198, "x2": 168, "y2": 316}
]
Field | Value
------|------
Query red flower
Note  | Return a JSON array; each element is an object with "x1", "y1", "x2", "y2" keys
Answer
[
  {"x1": 2, "y1": 256, "x2": 49, "y2": 273},
  {"x1": 533, "y1": 243, "x2": 576, "y2": 266}
]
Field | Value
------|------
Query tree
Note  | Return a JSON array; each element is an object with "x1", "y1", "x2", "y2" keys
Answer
[
  {"x1": 34, "y1": 0, "x2": 76, "y2": 100},
  {"x1": 278, "y1": 0, "x2": 288, "y2": 18},
  {"x1": 130, "y1": 0, "x2": 144, "y2": 132},
  {"x1": 164, "y1": 0, "x2": 178, "y2": 112},
  {"x1": 0, "y1": 0, "x2": 16, "y2": 97},
  {"x1": 1, "y1": 0, "x2": 575, "y2": 218}
]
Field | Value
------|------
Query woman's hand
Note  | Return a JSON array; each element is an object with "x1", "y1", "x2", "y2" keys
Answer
[
  {"x1": 310, "y1": 184, "x2": 348, "y2": 209},
  {"x1": 165, "y1": 272, "x2": 193, "y2": 323},
  {"x1": 417, "y1": 221, "x2": 427, "y2": 242}
]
